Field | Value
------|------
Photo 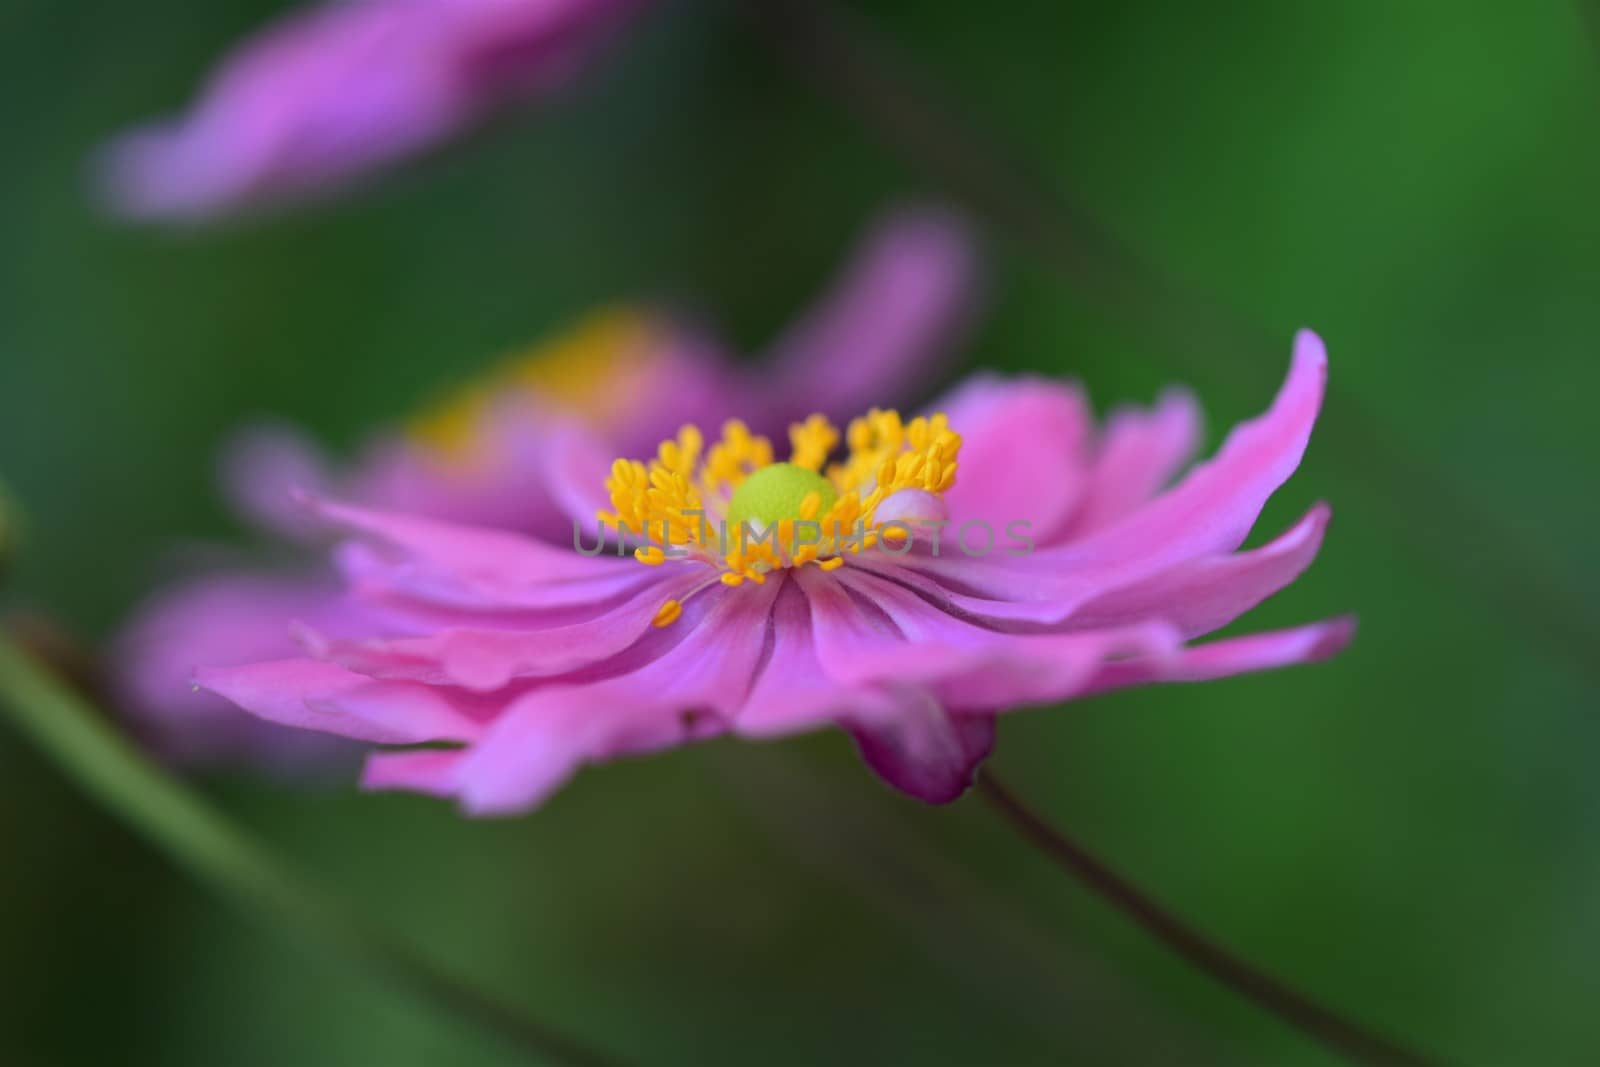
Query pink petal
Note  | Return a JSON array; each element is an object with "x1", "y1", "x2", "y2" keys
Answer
[
  {"x1": 849, "y1": 701, "x2": 995, "y2": 804},
  {"x1": 1068, "y1": 504, "x2": 1332, "y2": 638},
  {"x1": 599, "y1": 325, "x2": 756, "y2": 454},
  {"x1": 736, "y1": 575, "x2": 996, "y2": 803},
  {"x1": 536, "y1": 420, "x2": 621, "y2": 540},
  {"x1": 347, "y1": 417, "x2": 574, "y2": 545},
  {"x1": 95, "y1": 0, "x2": 646, "y2": 220},
  {"x1": 807, "y1": 566, "x2": 1185, "y2": 710},
  {"x1": 196, "y1": 657, "x2": 489, "y2": 744},
  {"x1": 871, "y1": 504, "x2": 1331, "y2": 635},
  {"x1": 761, "y1": 207, "x2": 980, "y2": 426},
  {"x1": 894, "y1": 333, "x2": 1328, "y2": 619},
  {"x1": 936, "y1": 375, "x2": 1094, "y2": 543},
  {"x1": 451, "y1": 578, "x2": 785, "y2": 815},
  {"x1": 1070, "y1": 330, "x2": 1327, "y2": 560},
  {"x1": 362, "y1": 749, "x2": 464, "y2": 797},
  {"x1": 330, "y1": 535, "x2": 651, "y2": 617},
  {"x1": 1083, "y1": 617, "x2": 1357, "y2": 696},
  {"x1": 1060, "y1": 387, "x2": 1203, "y2": 540},
  {"x1": 97, "y1": 4, "x2": 471, "y2": 219},
  {"x1": 354, "y1": 328, "x2": 748, "y2": 541},
  {"x1": 110, "y1": 570, "x2": 359, "y2": 766},
  {"x1": 218, "y1": 424, "x2": 336, "y2": 541},
  {"x1": 307, "y1": 496, "x2": 632, "y2": 609},
  {"x1": 312, "y1": 566, "x2": 707, "y2": 690},
  {"x1": 736, "y1": 579, "x2": 901, "y2": 738}
]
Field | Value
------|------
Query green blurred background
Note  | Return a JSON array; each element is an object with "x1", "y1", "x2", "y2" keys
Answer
[{"x1": 3, "y1": 0, "x2": 1598, "y2": 1063}]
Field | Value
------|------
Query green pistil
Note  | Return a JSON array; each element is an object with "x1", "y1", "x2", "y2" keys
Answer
[{"x1": 725, "y1": 463, "x2": 838, "y2": 528}]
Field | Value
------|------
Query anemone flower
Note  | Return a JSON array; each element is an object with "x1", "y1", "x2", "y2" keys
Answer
[
  {"x1": 193, "y1": 330, "x2": 1349, "y2": 812},
  {"x1": 97, "y1": 0, "x2": 651, "y2": 220},
  {"x1": 112, "y1": 209, "x2": 978, "y2": 765}
]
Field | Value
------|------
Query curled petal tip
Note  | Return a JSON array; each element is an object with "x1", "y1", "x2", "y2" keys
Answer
[
  {"x1": 1292, "y1": 328, "x2": 1329, "y2": 370},
  {"x1": 90, "y1": 130, "x2": 174, "y2": 222},
  {"x1": 1311, "y1": 615, "x2": 1358, "y2": 660}
]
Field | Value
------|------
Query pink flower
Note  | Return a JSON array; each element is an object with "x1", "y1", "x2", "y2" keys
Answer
[
  {"x1": 96, "y1": 0, "x2": 649, "y2": 220},
  {"x1": 112, "y1": 209, "x2": 978, "y2": 764},
  {"x1": 194, "y1": 330, "x2": 1351, "y2": 812}
]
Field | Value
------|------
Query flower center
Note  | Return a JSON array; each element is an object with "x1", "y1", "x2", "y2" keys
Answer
[
  {"x1": 409, "y1": 308, "x2": 657, "y2": 458},
  {"x1": 600, "y1": 408, "x2": 961, "y2": 612},
  {"x1": 725, "y1": 463, "x2": 838, "y2": 529}
]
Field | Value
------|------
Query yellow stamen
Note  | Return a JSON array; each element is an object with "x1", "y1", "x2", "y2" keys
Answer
[
  {"x1": 652, "y1": 600, "x2": 684, "y2": 628},
  {"x1": 601, "y1": 407, "x2": 962, "y2": 580},
  {"x1": 789, "y1": 414, "x2": 840, "y2": 472},
  {"x1": 701, "y1": 419, "x2": 774, "y2": 501}
]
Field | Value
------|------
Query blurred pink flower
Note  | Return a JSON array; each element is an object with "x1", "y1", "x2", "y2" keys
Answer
[
  {"x1": 194, "y1": 330, "x2": 1350, "y2": 812},
  {"x1": 112, "y1": 209, "x2": 979, "y2": 765},
  {"x1": 97, "y1": 0, "x2": 649, "y2": 220}
]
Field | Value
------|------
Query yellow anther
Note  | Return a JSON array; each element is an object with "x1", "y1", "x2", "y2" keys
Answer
[
  {"x1": 652, "y1": 600, "x2": 684, "y2": 628},
  {"x1": 606, "y1": 405, "x2": 961, "y2": 579},
  {"x1": 789, "y1": 414, "x2": 840, "y2": 472}
]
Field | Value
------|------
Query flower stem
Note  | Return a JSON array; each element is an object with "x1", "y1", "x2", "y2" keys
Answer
[
  {"x1": 975, "y1": 770, "x2": 1437, "y2": 1066},
  {"x1": 750, "y1": 0, "x2": 1600, "y2": 682},
  {"x1": 0, "y1": 636, "x2": 623, "y2": 1067}
]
